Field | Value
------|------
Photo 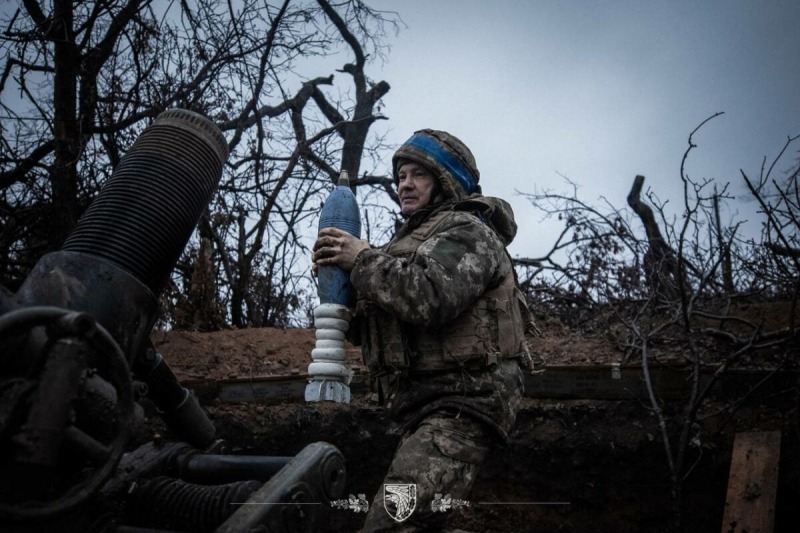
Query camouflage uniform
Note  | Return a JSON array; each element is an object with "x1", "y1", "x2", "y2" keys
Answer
[{"x1": 351, "y1": 130, "x2": 529, "y2": 532}]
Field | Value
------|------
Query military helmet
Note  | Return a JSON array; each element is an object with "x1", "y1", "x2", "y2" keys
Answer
[{"x1": 392, "y1": 129, "x2": 481, "y2": 199}]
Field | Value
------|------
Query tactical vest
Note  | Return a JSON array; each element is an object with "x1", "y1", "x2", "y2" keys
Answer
[{"x1": 358, "y1": 210, "x2": 529, "y2": 375}]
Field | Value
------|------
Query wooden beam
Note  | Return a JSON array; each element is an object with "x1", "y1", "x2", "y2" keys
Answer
[
  {"x1": 721, "y1": 431, "x2": 781, "y2": 533},
  {"x1": 181, "y1": 365, "x2": 795, "y2": 404}
]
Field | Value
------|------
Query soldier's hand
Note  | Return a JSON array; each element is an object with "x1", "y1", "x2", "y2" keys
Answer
[{"x1": 312, "y1": 228, "x2": 370, "y2": 272}]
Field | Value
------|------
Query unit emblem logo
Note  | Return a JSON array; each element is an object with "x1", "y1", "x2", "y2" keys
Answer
[{"x1": 383, "y1": 483, "x2": 417, "y2": 522}]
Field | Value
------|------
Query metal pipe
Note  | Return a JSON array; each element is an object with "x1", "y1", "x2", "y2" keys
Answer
[
  {"x1": 61, "y1": 109, "x2": 228, "y2": 295},
  {"x1": 134, "y1": 346, "x2": 216, "y2": 449},
  {"x1": 15, "y1": 109, "x2": 229, "y2": 364},
  {"x1": 175, "y1": 453, "x2": 292, "y2": 485},
  {"x1": 128, "y1": 477, "x2": 261, "y2": 533}
]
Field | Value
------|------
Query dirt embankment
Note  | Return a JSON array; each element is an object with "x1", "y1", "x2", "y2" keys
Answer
[{"x1": 145, "y1": 322, "x2": 799, "y2": 533}]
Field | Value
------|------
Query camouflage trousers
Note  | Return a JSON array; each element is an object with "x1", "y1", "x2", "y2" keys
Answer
[{"x1": 359, "y1": 410, "x2": 492, "y2": 532}]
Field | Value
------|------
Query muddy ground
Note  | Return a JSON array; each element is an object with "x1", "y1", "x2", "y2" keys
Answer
[{"x1": 147, "y1": 323, "x2": 800, "y2": 532}]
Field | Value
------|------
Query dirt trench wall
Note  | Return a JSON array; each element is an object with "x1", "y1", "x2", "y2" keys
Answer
[
  {"x1": 148, "y1": 326, "x2": 799, "y2": 532},
  {"x1": 177, "y1": 396, "x2": 799, "y2": 533}
]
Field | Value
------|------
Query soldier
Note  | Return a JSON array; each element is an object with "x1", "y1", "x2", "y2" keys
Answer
[{"x1": 313, "y1": 129, "x2": 531, "y2": 531}]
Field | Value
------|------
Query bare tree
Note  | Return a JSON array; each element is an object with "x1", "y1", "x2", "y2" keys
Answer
[
  {"x1": 0, "y1": 0, "x2": 401, "y2": 329},
  {"x1": 517, "y1": 114, "x2": 799, "y2": 530},
  {"x1": 740, "y1": 134, "x2": 800, "y2": 298},
  {"x1": 515, "y1": 177, "x2": 648, "y2": 329},
  {"x1": 1, "y1": 0, "x2": 158, "y2": 285}
]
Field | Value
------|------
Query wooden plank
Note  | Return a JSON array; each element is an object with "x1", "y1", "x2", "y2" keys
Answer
[
  {"x1": 721, "y1": 431, "x2": 781, "y2": 533},
  {"x1": 524, "y1": 365, "x2": 795, "y2": 401},
  {"x1": 217, "y1": 377, "x2": 307, "y2": 403},
  {"x1": 524, "y1": 364, "x2": 711, "y2": 400},
  {"x1": 180, "y1": 366, "x2": 795, "y2": 404}
]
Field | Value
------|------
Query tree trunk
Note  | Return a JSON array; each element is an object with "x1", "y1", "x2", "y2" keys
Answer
[
  {"x1": 627, "y1": 175, "x2": 683, "y2": 302},
  {"x1": 51, "y1": 0, "x2": 81, "y2": 247},
  {"x1": 713, "y1": 190, "x2": 735, "y2": 293}
]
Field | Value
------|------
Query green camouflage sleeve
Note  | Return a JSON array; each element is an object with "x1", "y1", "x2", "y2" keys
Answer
[{"x1": 350, "y1": 213, "x2": 507, "y2": 328}]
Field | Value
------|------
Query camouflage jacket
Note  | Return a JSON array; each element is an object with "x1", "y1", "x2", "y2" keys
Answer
[{"x1": 349, "y1": 195, "x2": 525, "y2": 440}]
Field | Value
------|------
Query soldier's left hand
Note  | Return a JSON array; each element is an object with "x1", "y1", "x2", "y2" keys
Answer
[{"x1": 312, "y1": 227, "x2": 370, "y2": 272}]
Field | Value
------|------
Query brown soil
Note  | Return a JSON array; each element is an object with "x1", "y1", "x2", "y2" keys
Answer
[
  {"x1": 147, "y1": 323, "x2": 800, "y2": 533},
  {"x1": 149, "y1": 326, "x2": 617, "y2": 383}
]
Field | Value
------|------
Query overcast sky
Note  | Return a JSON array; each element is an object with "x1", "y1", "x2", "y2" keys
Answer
[{"x1": 364, "y1": 0, "x2": 800, "y2": 259}]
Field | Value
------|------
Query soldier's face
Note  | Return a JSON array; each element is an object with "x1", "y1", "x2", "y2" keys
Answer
[{"x1": 397, "y1": 162, "x2": 437, "y2": 215}]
